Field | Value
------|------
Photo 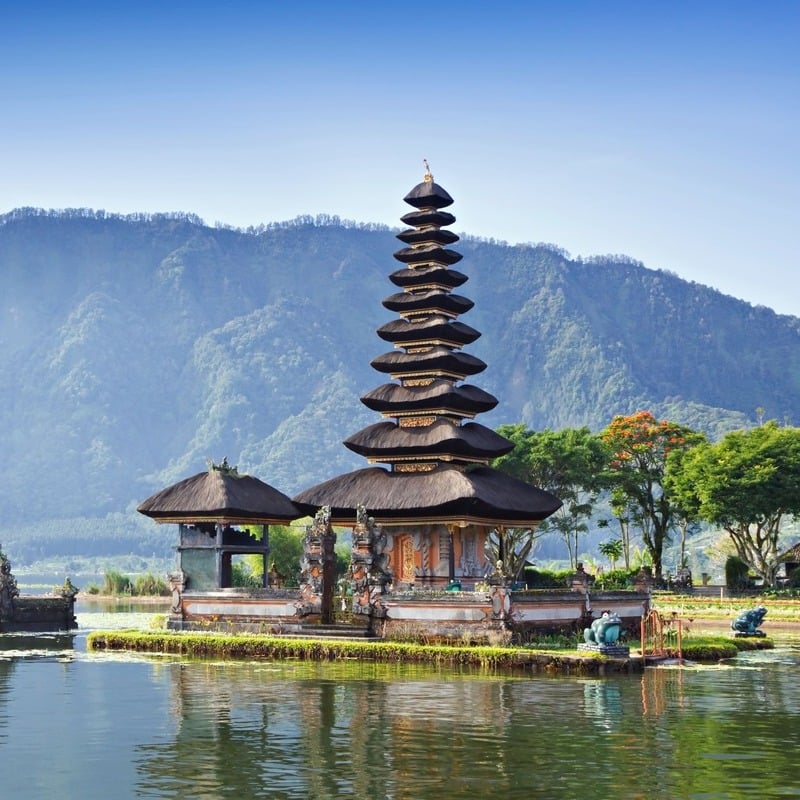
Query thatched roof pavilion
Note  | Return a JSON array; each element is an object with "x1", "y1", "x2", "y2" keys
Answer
[
  {"x1": 138, "y1": 459, "x2": 306, "y2": 525},
  {"x1": 138, "y1": 459, "x2": 307, "y2": 592},
  {"x1": 294, "y1": 167, "x2": 561, "y2": 532}
]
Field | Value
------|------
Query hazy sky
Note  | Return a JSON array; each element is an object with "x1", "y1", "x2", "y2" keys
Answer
[{"x1": 2, "y1": 1, "x2": 798, "y2": 314}]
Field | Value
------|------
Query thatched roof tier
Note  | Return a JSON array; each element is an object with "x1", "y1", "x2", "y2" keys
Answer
[
  {"x1": 403, "y1": 179, "x2": 454, "y2": 209},
  {"x1": 389, "y1": 265, "x2": 468, "y2": 290},
  {"x1": 396, "y1": 227, "x2": 460, "y2": 246},
  {"x1": 293, "y1": 465, "x2": 562, "y2": 527},
  {"x1": 371, "y1": 347, "x2": 486, "y2": 378},
  {"x1": 382, "y1": 291, "x2": 473, "y2": 316},
  {"x1": 137, "y1": 468, "x2": 306, "y2": 524},
  {"x1": 393, "y1": 245, "x2": 463, "y2": 266},
  {"x1": 376, "y1": 317, "x2": 480, "y2": 347},
  {"x1": 360, "y1": 380, "x2": 498, "y2": 416},
  {"x1": 400, "y1": 209, "x2": 456, "y2": 228},
  {"x1": 344, "y1": 420, "x2": 514, "y2": 461}
]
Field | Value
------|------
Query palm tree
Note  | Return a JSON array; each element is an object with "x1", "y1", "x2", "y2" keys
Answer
[{"x1": 598, "y1": 538, "x2": 624, "y2": 571}]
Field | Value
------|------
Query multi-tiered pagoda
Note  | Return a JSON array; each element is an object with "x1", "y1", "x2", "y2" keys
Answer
[{"x1": 295, "y1": 168, "x2": 560, "y2": 589}]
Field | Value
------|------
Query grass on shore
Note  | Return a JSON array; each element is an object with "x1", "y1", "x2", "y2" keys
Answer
[{"x1": 652, "y1": 593, "x2": 800, "y2": 623}]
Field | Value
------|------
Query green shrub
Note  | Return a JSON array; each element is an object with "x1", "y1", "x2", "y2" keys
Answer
[
  {"x1": 132, "y1": 573, "x2": 170, "y2": 596},
  {"x1": 103, "y1": 569, "x2": 132, "y2": 595},
  {"x1": 595, "y1": 568, "x2": 641, "y2": 590},
  {"x1": 521, "y1": 568, "x2": 573, "y2": 589},
  {"x1": 231, "y1": 561, "x2": 262, "y2": 588},
  {"x1": 725, "y1": 556, "x2": 751, "y2": 594}
]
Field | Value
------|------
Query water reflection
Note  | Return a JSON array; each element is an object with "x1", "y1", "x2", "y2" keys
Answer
[
  {"x1": 2, "y1": 637, "x2": 800, "y2": 798},
  {"x1": 0, "y1": 631, "x2": 76, "y2": 660},
  {"x1": 128, "y1": 656, "x2": 800, "y2": 799}
]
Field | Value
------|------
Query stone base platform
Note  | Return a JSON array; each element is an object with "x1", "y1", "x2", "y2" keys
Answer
[{"x1": 578, "y1": 642, "x2": 631, "y2": 657}]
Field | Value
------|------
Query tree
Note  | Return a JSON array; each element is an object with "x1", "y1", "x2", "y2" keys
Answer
[
  {"x1": 485, "y1": 526, "x2": 540, "y2": 583},
  {"x1": 601, "y1": 411, "x2": 704, "y2": 581},
  {"x1": 243, "y1": 523, "x2": 307, "y2": 586},
  {"x1": 664, "y1": 446, "x2": 703, "y2": 571},
  {"x1": 494, "y1": 425, "x2": 607, "y2": 569},
  {"x1": 667, "y1": 422, "x2": 800, "y2": 587},
  {"x1": 598, "y1": 538, "x2": 623, "y2": 571}
]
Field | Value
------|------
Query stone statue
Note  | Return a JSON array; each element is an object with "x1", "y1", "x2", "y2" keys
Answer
[
  {"x1": 0, "y1": 547, "x2": 19, "y2": 620},
  {"x1": 58, "y1": 576, "x2": 79, "y2": 599},
  {"x1": 584, "y1": 611, "x2": 623, "y2": 645},
  {"x1": 731, "y1": 605, "x2": 767, "y2": 636}
]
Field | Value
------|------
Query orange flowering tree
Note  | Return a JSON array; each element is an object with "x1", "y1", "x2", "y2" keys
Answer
[{"x1": 601, "y1": 411, "x2": 704, "y2": 580}]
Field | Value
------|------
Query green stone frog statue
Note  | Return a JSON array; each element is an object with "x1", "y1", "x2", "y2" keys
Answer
[{"x1": 584, "y1": 611, "x2": 622, "y2": 645}]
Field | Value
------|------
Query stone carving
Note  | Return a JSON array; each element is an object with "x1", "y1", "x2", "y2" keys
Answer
[
  {"x1": 349, "y1": 504, "x2": 391, "y2": 617},
  {"x1": 569, "y1": 563, "x2": 595, "y2": 593},
  {"x1": 57, "y1": 577, "x2": 79, "y2": 600},
  {"x1": 489, "y1": 584, "x2": 511, "y2": 620},
  {"x1": 168, "y1": 569, "x2": 186, "y2": 614},
  {"x1": 731, "y1": 605, "x2": 767, "y2": 636},
  {"x1": 459, "y1": 529, "x2": 481, "y2": 577},
  {"x1": 0, "y1": 547, "x2": 20, "y2": 620},
  {"x1": 584, "y1": 611, "x2": 623, "y2": 645},
  {"x1": 298, "y1": 507, "x2": 336, "y2": 618}
]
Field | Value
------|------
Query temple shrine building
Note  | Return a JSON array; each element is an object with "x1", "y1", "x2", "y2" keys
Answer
[{"x1": 294, "y1": 168, "x2": 561, "y2": 589}]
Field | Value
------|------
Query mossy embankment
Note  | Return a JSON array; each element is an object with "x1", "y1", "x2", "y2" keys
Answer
[{"x1": 87, "y1": 630, "x2": 639, "y2": 675}]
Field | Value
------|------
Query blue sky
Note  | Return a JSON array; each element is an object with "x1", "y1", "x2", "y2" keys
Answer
[{"x1": 2, "y1": 1, "x2": 798, "y2": 314}]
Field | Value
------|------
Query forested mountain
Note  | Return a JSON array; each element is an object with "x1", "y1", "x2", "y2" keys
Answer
[{"x1": 2, "y1": 207, "x2": 799, "y2": 561}]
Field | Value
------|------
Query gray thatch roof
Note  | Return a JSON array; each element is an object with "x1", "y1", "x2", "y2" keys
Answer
[
  {"x1": 371, "y1": 347, "x2": 486, "y2": 377},
  {"x1": 361, "y1": 380, "x2": 498, "y2": 415},
  {"x1": 403, "y1": 178, "x2": 454, "y2": 209},
  {"x1": 293, "y1": 464, "x2": 562, "y2": 527},
  {"x1": 138, "y1": 466, "x2": 306, "y2": 524},
  {"x1": 344, "y1": 421, "x2": 514, "y2": 460},
  {"x1": 377, "y1": 317, "x2": 480, "y2": 347},
  {"x1": 382, "y1": 290, "x2": 473, "y2": 316},
  {"x1": 393, "y1": 244, "x2": 463, "y2": 266},
  {"x1": 400, "y1": 208, "x2": 456, "y2": 228},
  {"x1": 389, "y1": 265, "x2": 467, "y2": 289},
  {"x1": 396, "y1": 227, "x2": 460, "y2": 246}
]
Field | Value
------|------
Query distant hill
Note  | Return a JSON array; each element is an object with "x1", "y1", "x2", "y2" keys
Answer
[{"x1": 2, "y1": 207, "x2": 798, "y2": 561}]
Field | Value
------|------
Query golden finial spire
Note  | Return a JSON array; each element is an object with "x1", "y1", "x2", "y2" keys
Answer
[{"x1": 423, "y1": 159, "x2": 433, "y2": 182}]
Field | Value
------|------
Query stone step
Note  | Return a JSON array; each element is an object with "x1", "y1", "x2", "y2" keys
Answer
[{"x1": 292, "y1": 624, "x2": 378, "y2": 640}]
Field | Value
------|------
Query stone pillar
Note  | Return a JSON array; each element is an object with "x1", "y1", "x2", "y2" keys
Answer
[
  {"x1": 349, "y1": 505, "x2": 391, "y2": 619},
  {"x1": 298, "y1": 507, "x2": 336, "y2": 619}
]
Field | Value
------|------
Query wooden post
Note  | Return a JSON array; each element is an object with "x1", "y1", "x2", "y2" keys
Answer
[
  {"x1": 448, "y1": 526, "x2": 456, "y2": 582},
  {"x1": 262, "y1": 524, "x2": 270, "y2": 588},
  {"x1": 215, "y1": 524, "x2": 223, "y2": 588}
]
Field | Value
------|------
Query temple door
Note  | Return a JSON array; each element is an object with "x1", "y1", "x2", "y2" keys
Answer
[
  {"x1": 399, "y1": 536, "x2": 415, "y2": 585},
  {"x1": 321, "y1": 527, "x2": 336, "y2": 624}
]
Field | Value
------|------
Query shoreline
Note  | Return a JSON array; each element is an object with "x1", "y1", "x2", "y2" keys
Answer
[{"x1": 77, "y1": 594, "x2": 171, "y2": 605}]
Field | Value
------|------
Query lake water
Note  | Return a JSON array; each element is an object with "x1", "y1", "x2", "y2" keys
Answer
[{"x1": 1, "y1": 602, "x2": 799, "y2": 799}]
